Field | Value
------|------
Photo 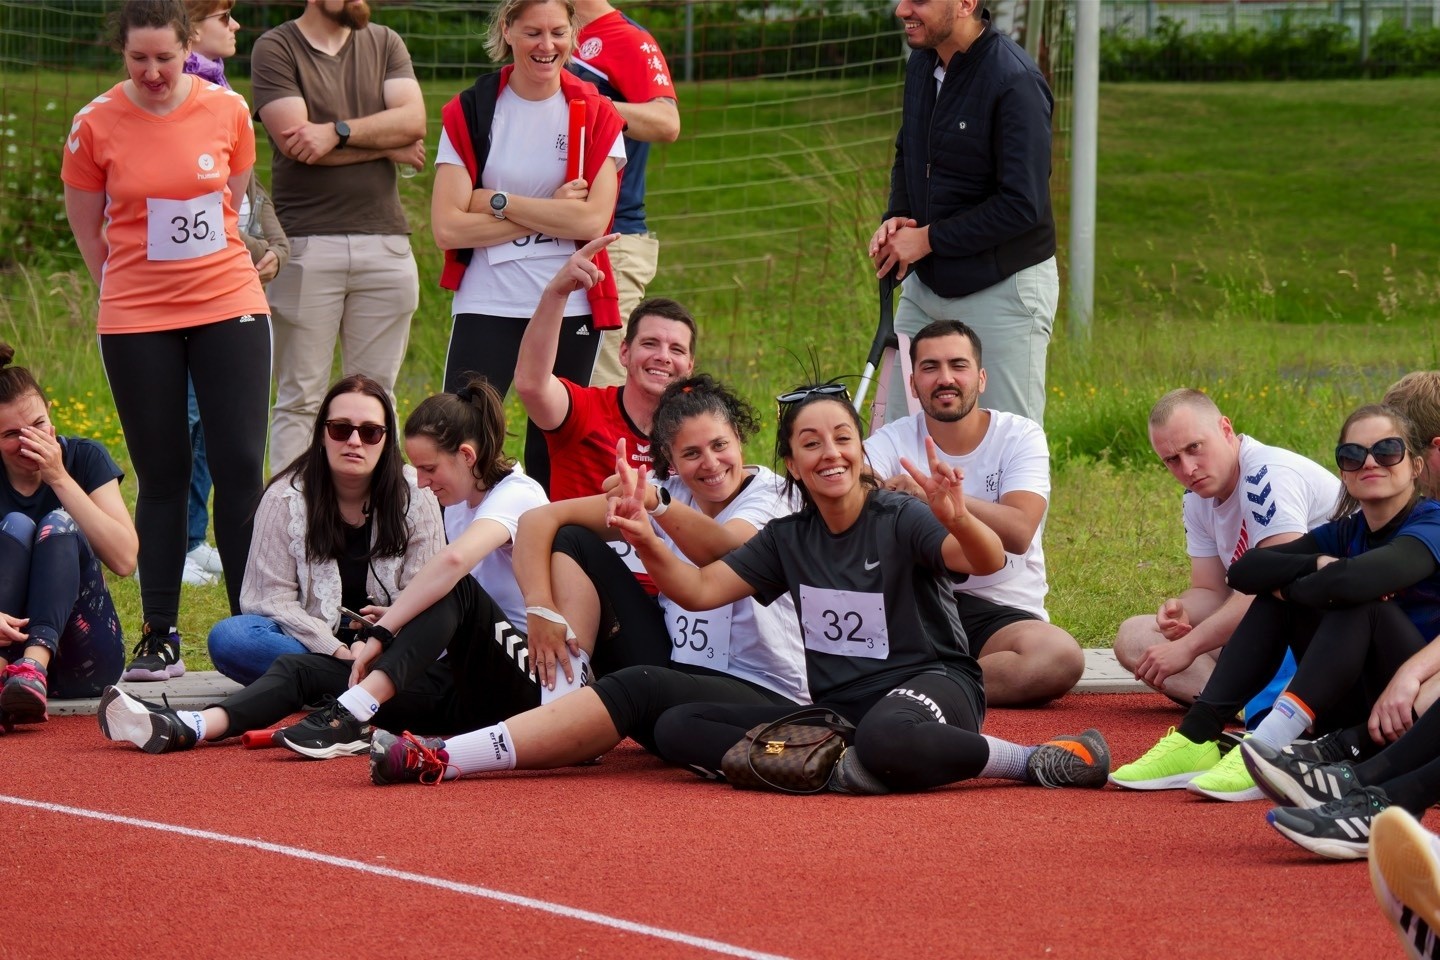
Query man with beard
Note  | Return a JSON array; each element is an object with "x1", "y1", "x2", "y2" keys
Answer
[
  {"x1": 250, "y1": 0, "x2": 427, "y2": 470},
  {"x1": 864, "y1": 320, "x2": 1082, "y2": 706},
  {"x1": 870, "y1": 0, "x2": 1057, "y2": 427}
]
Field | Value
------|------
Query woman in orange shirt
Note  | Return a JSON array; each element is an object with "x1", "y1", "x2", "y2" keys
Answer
[{"x1": 61, "y1": 0, "x2": 271, "y2": 681}]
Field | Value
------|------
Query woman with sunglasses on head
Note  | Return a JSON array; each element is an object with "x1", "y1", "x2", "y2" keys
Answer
[
  {"x1": 365, "y1": 374, "x2": 811, "y2": 786},
  {"x1": 201, "y1": 374, "x2": 444, "y2": 686},
  {"x1": 100, "y1": 377, "x2": 555, "y2": 759},
  {"x1": 410, "y1": 382, "x2": 1108, "y2": 795},
  {"x1": 62, "y1": 0, "x2": 271, "y2": 680},
  {"x1": 1113, "y1": 404, "x2": 1440, "y2": 805}
]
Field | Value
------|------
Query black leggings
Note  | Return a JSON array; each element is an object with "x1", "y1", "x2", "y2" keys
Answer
[
  {"x1": 1353, "y1": 702, "x2": 1440, "y2": 814},
  {"x1": 1180, "y1": 594, "x2": 1427, "y2": 744},
  {"x1": 551, "y1": 524, "x2": 673, "y2": 676},
  {"x1": 652, "y1": 670, "x2": 988, "y2": 792},
  {"x1": 100, "y1": 316, "x2": 271, "y2": 622},
  {"x1": 593, "y1": 664, "x2": 796, "y2": 754},
  {"x1": 444, "y1": 312, "x2": 599, "y2": 496},
  {"x1": 218, "y1": 575, "x2": 539, "y2": 738}
]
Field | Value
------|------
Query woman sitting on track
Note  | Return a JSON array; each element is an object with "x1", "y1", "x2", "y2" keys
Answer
[
  {"x1": 0, "y1": 343, "x2": 137, "y2": 726},
  {"x1": 371, "y1": 380, "x2": 1111, "y2": 793},
  {"x1": 1112, "y1": 403, "x2": 1440, "y2": 804},
  {"x1": 203, "y1": 374, "x2": 444, "y2": 686},
  {"x1": 368, "y1": 374, "x2": 808, "y2": 784},
  {"x1": 98, "y1": 377, "x2": 558, "y2": 757}
]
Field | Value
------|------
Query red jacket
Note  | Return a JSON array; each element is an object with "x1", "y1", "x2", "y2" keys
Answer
[{"x1": 438, "y1": 66, "x2": 625, "y2": 330}]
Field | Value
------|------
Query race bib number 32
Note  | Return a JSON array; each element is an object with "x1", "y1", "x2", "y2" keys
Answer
[
  {"x1": 486, "y1": 231, "x2": 577, "y2": 265},
  {"x1": 799, "y1": 585, "x2": 889, "y2": 660},
  {"x1": 147, "y1": 193, "x2": 226, "y2": 262}
]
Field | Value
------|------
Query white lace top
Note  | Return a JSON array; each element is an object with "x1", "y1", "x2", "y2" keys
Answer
[{"x1": 237, "y1": 468, "x2": 446, "y2": 655}]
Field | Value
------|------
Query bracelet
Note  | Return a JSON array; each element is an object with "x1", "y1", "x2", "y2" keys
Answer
[
  {"x1": 360, "y1": 623, "x2": 395, "y2": 649},
  {"x1": 525, "y1": 605, "x2": 577, "y2": 641}
]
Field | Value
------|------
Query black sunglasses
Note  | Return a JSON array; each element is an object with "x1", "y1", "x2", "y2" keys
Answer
[
  {"x1": 201, "y1": 11, "x2": 232, "y2": 25},
  {"x1": 1335, "y1": 436, "x2": 1407, "y2": 472},
  {"x1": 776, "y1": 383, "x2": 852, "y2": 407},
  {"x1": 325, "y1": 420, "x2": 386, "y2": 445}
]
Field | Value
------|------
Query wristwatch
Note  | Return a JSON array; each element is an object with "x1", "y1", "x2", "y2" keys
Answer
[
  {"x1": 333, "y1": 119, "x2": 351, "y2": 149},
  {"x1": 490, "y1": 190, "x2": 509, "y2": 220},
  {"x1": 648, "y1": 486, "x2": 672, "y2": 517}
]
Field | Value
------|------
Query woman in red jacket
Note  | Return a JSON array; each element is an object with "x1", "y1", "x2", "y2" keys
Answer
[{"x1": 431, "y1": 0, "x2": 625, "y2": 495}]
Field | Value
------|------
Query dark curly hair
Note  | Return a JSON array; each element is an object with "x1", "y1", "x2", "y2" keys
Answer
[{"x1": 650, "y1": 374, "x2": 759, "y2": 479}]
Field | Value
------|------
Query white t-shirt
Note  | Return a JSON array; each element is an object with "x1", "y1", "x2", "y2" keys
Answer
[
  {"x1": 865, "y1": 410, "x2": 1052, "y2": 619},
  {"x1": 435, "y1": 87, "x2": 626, "y2": 318},
  {"x1": 441, "y1": 466, "x2": 549, "y2": 627},
  {"x1": 654, "y1": 465, "x2": 810, "y2": 702},
  {"x1": 1185, "y1": 434, "x2": 1340, "y2": 568}
]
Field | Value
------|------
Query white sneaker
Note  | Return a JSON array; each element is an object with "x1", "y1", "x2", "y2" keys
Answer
[
  {"x1": 186, "y1": 543, "x2": 224, "y2": 576},
  {"x1": 181, "y1": 556, "x2": 218, "y2": 587}
]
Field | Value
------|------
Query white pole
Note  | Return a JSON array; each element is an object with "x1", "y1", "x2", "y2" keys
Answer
[{"x1": 1069, "y1": 0, "x2": 1099, "y2": 342}]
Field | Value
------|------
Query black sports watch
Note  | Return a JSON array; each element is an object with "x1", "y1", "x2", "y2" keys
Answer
[
  {"x1": 333, "y1": 120, "x2": 351, "y2": 149},
  {"x1": 490, "y1": 190, "x2": 509, "y2": 220}
]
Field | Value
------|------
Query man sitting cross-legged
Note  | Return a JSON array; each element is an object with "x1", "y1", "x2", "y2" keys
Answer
[
  {"x1": 1113, "y1": 389, "x2": 1338, "y2": 709},
  {"x1": 865, "y1": 319, "x2": 1083, "y2": 706}
]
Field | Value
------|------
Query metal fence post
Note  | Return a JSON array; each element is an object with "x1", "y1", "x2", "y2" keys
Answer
[
  {"x1": 1359, "y1": 0, "x2": 1370, "y2": 69},
  {"x1": 1070, "y1": 0, "x2": 1098, "y2": 342}
]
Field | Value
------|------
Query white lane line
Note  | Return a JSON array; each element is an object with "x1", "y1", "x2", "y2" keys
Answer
[{"x1": 0, "y1": 794, "x2": 793, "y2": 960}]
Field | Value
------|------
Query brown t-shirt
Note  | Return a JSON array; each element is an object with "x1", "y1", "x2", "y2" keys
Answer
[{"x1": 250, "y1": 20, "x2": 414, "y2": 237}]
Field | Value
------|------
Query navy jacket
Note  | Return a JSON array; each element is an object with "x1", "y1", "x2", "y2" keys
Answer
[{"x1": 885, "y1": 20, "x2": 1056, "y2": 298}]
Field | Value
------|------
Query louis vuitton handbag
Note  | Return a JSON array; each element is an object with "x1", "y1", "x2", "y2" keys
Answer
[{"x1": 720, "y1": 708, "x2": 856, "y2": 794}]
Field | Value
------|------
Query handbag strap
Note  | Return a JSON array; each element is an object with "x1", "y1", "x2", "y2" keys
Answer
[{"x1": 746, "y1": 707, "x2": 856, "y2": 795}]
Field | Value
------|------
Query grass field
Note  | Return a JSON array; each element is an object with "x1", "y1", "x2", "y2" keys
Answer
[{"x1": 2, "y1": 71, "x2": 1438, "y2": 665}]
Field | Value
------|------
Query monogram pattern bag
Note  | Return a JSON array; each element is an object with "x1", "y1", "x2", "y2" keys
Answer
[{"x1": 720, "y1": 708, "x2": 856, "y2": 794}]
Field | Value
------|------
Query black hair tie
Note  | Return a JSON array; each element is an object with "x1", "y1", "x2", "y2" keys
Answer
[{"x1": 455, "y1": 386, "x2": 475, "y2": 403}]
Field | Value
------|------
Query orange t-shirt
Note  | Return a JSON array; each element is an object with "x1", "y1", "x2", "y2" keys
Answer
[{"x1": 61, "y1": 78, "x2": 269, "y2": 334}]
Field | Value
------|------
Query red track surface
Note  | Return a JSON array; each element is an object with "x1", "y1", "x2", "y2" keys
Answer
[{"x1": 3, "y1": 693, "x2": 1415, "y2": 959}]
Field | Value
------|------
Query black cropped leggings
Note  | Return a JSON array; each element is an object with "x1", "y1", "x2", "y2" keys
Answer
[{"x1": 100, "y1": 315, "x2": 271, "y2": 623}]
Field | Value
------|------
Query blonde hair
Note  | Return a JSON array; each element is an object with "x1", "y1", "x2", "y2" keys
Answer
[
  {"x1": 484, "y1": 0, "x2": 576, "y2": 64},
  {"x1": 1384, "y1": 371, "x2": 1440, "y2": 447},
  {"x1": 1148, "y1": 388, "x2": 1221, "y2": 430}
]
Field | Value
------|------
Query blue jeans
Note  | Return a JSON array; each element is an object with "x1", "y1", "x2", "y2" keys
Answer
[
  {"x1": 207, "y1": 614, "x2": 307, "y2": 686},
  {"x1": 0, "y1": 510, "x2": 125, "y2": 698},
  {"x1": 187, "y1": 375, "x2": 212, "y2": 551}
]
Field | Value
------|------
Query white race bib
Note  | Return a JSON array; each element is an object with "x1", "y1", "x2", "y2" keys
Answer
[
  {"x1": 664, "y1": 600, "x2": 732, "y2": 671},
  {"x1": 799, "y1": 584, "x2": 889, "y2": 660},
  {"x1": 485, "y1": 231, "x2": 576, "y2": 265},
  {"x1": 608, "y1": 538, "x2": 647, "y2": 577},
  {"x1": 147, "y1": 193, "x2": 226, "y2": 261}
]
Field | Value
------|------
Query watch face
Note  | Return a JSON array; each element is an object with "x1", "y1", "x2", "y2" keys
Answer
[
  {"x1": 490, "y1": 193, "x2": 506, "y2": 211},
  {"x1": 335, "y1": 120, "x2": 350, "y2": 137}
]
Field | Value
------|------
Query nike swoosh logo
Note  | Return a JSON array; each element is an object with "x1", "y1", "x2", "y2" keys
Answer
[{"x1": 864, "y1": 559, "x2": 879, "y2": 571}]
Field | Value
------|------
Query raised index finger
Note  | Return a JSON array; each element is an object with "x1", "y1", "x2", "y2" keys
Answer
[{"x1": 578, "y1": 233, "x2": 620, "y2": 259}]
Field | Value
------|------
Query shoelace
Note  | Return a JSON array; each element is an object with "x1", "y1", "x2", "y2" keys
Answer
[
  {"x1": 1030, "y1": 744, "x2": 1086, "y2": 788},
  {"x1": 3, "y1": 661, "x2": 44, "y2": 683},
  {"x1": 1316, "y1": 784, "x2": 1390, "y2": 818},
  {"x1": 400, "y1": 732, "x2": 454, "y2": 786}
]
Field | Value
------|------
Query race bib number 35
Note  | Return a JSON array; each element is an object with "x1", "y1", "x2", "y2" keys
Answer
[
  {"x1": 664, "y1": 600, "x2": 732, "y2": 672},
  {"x1": 486, "y1": 231, "x2": 577, "y2": 265},
  {"x1": 799, "y1": 585, "x2": 889, "y2": 660},
  {"x1": 147, "y1": 193, "x2": 226, "y2": 261}
]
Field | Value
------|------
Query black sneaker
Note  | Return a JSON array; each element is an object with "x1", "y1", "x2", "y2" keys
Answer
[
  {"x1": 120, "y1": 625, "x2": 186, "y2": 682},
  {"x1": 1027, "y1": 728, "x2": 1112, "y2": 788},
  {"x1": 1241, "y1": 738, "x2": 1361, "y2": 809},
  {"x1": 1285, "y1": 728, "x2": 1365, "y2": 764},
  {"x1": 370, "y1": 730, "x2": 452, "y2": 786},
  {"x1": 1266, "y1": 785, "x2": 1392, "y2": 860},
  {"x1": 97, "y1": 686, "x2": 197, "y2": 754},
  {"x1": 826, "y1": 746, "x2": 891, "y2": 795},
  {"x1": 272, "y1": 699, "x2": 372, "y2": 759}
]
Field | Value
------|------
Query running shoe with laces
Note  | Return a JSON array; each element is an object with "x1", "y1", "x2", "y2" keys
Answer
[
  {"x1": 96, "y1": 685, "x2": 197, "y2": 753},
  {"x1": 1267, "y1": 785, "x2": 1393, "y2": 860},
  {"x1": 370, "y1": 730, "x2": 452, "y2": 785},
  {"x1": 0, "y1": 657, "x2": 49, "y2": 724},
  {"x1": 1109, "y1": 727, "x2": 1219, "y2": 790},
  {"x1": 1026, "y1": 728, "x2": 1111, "y2": 789},
  {"x1": 1241, "y1": 738, "x2": 1360, "y2": 809},
  {"x1": 187, "y1": 543, "x2": 224, "y2": 576},
  {"x1": 1186, "y1": 737, "x2": 1263, "y2": 801},
  {"x1": 1285, "y1": 728, "x2": 1364, "y2": 764},
  {"x1": 120, "y1": 625, "x2": 185, "y2": 682},
  {"x1": 1370, "y1": 807, "x2": 1440, "y2": 960},
  {"x1": 272, "y1": 699, "x2": 373, "y2": 759}
]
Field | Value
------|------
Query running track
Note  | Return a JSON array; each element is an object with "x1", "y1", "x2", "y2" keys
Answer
[{"x1": 4, "y1": 694, "x2": 1414, "y2": 959}]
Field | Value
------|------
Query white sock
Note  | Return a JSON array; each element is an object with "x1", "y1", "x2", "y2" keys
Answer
[
  {"x1": 178, "y1": 710, "x2": 205, "y2": 740},
  {"x1": 443, "y1": 722, "x2": 518, "y2": 776},
  {"x1": 1252, "y1": 693, "x2": 1314, "y2": 749},
  {"x1": 338, "y1": 686, "x2": 380, "y2": 723},
  {"x1": 980, "y1": 735, "x2": 1035, "y2": 781}
]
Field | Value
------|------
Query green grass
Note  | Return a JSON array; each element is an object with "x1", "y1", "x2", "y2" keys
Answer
[{"x1": 4, "y1": 72, "x2": 1440, "y2": 664}]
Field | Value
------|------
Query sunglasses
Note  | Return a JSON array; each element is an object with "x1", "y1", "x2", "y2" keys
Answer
[
  {"x1": 1335, "y1": 436, "x2": 1407, "y2": 472},
  {"x1": 201, "y1": 11, "x2": 232, "y2": 25},
  {"x1": 325, "y1": 420, "x2": 386, "y2": 445},
  {"x1": 775, "y1": 383, "x2": 852, "y2": 407}
]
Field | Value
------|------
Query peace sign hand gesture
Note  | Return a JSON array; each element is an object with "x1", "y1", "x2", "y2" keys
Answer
[{"x1": 898, "y1": 437, "x2": 969, "y2": 530}]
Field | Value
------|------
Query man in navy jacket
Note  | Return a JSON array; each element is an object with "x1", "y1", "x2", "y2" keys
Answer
[{"x1": 870, "y1": 1, "x2": 1058, "y2": 426}]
